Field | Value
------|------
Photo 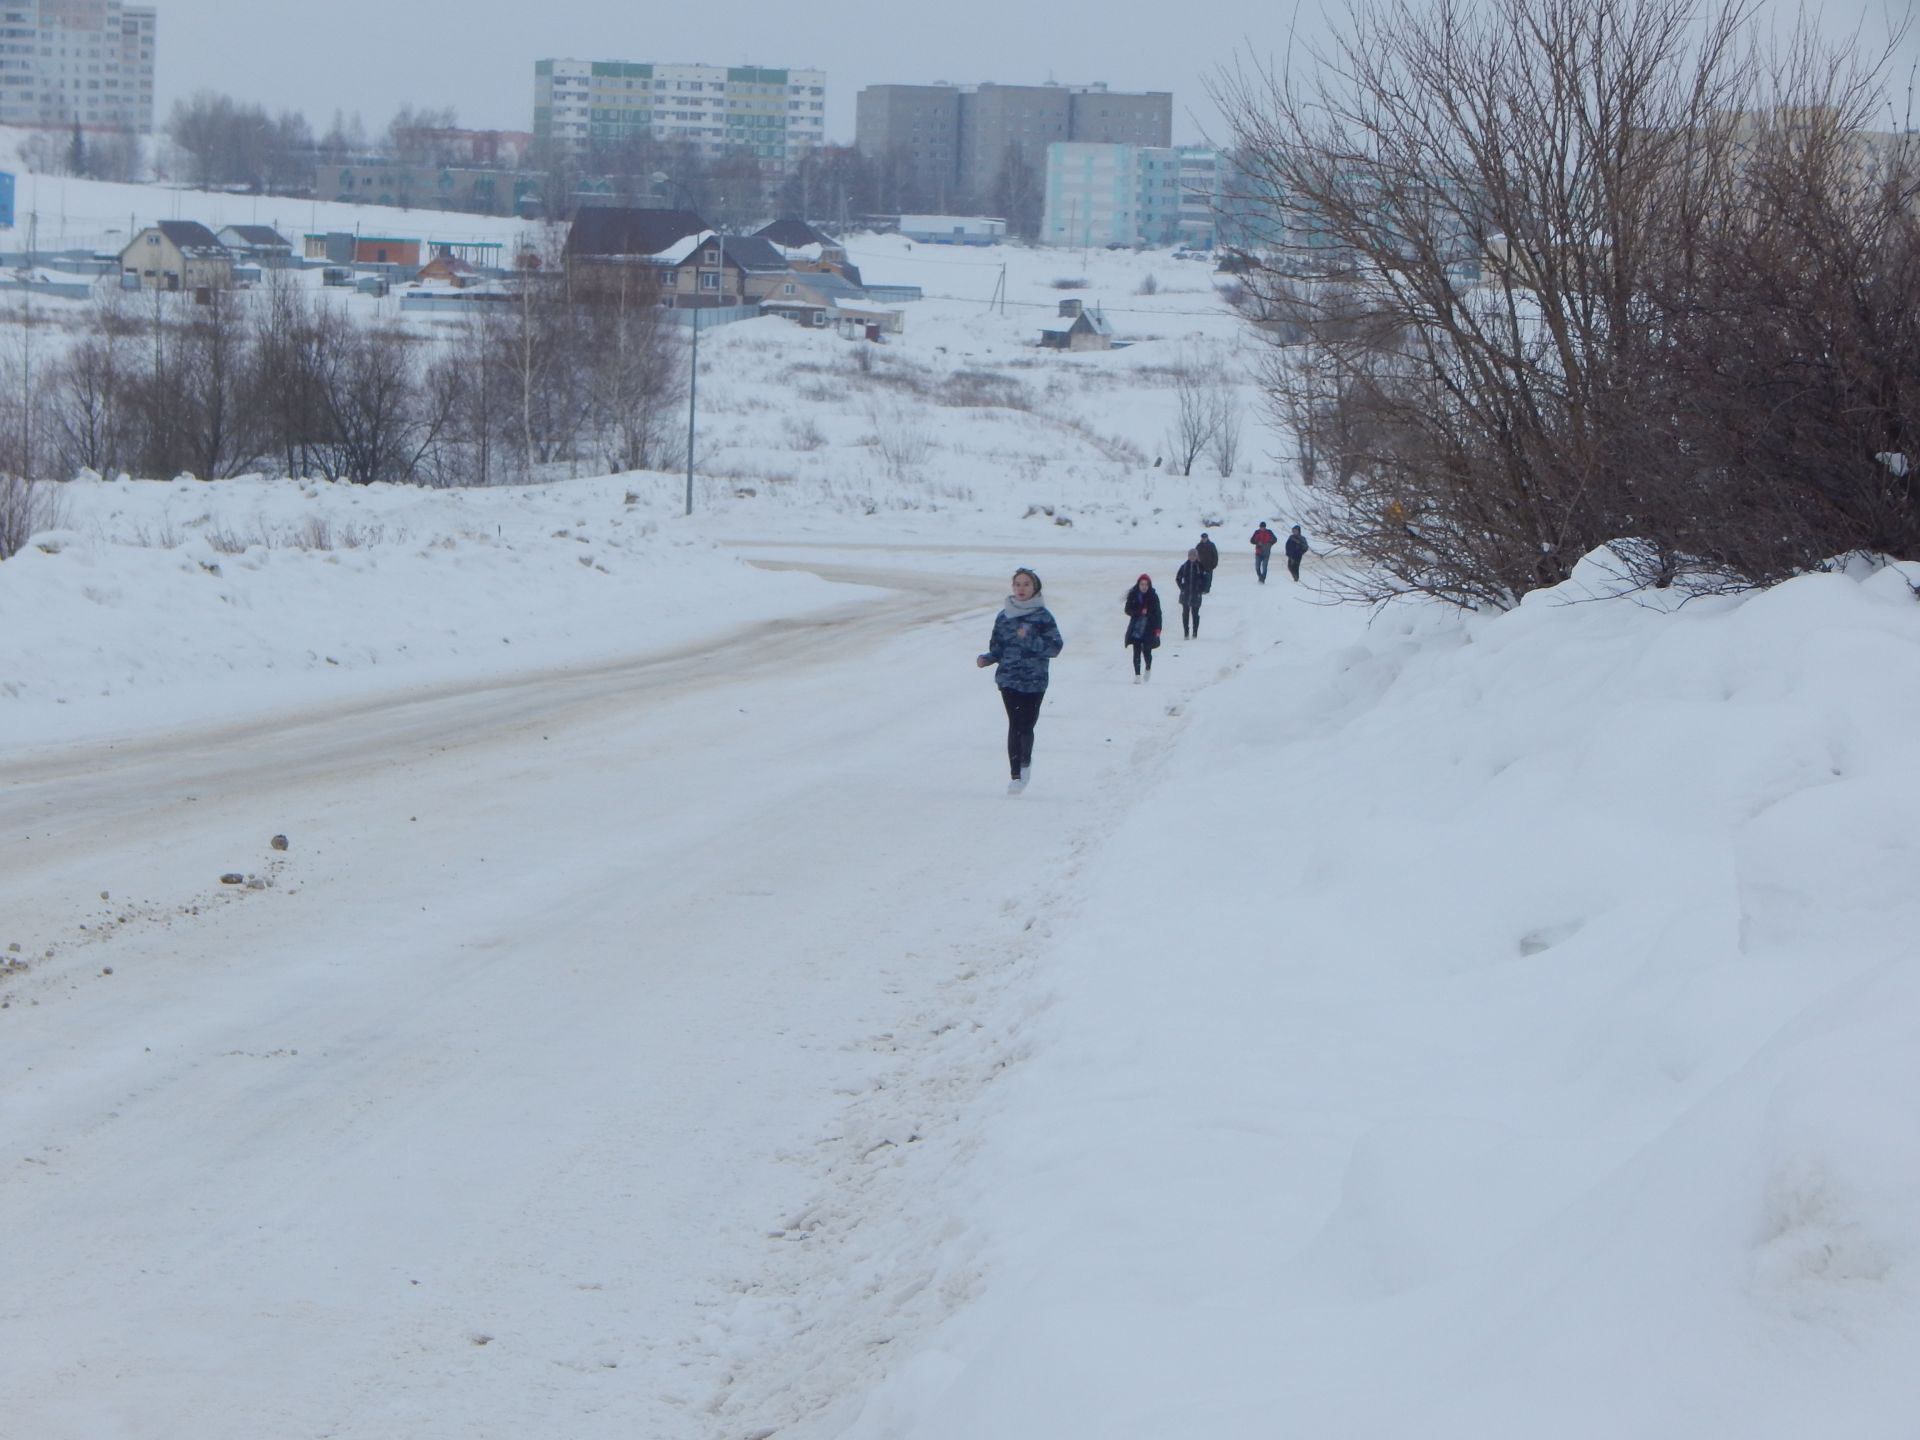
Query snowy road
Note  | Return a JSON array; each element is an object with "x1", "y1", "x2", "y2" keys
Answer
[{"x1": 0, "y1": 542, "x2": 1220, "y2": 1439}]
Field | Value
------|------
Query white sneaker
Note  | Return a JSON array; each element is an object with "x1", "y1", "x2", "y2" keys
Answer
[
  {"x1": 1132, "y1": 672, "x2": 1142, "y2": 684},
  {"x1": 1007, "y1": 775, "x2": 1027, "y2": 794},
  {"x1": 1144, "y1": 668, "x2": 1152, "y2": 682}
]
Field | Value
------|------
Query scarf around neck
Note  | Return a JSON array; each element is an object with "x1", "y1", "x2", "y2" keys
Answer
[{"x1": 1002, "y1": 593, "x2": 1046, "y2": 618}]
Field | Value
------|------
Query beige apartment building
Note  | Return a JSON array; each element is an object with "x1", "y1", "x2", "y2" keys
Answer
[{"x1": 0, "y1": 0, "x2": 155, "y2": 132}]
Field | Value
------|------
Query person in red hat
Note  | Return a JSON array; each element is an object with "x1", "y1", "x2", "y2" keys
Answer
[{"x1": 1123, "y1": 573, "x2": 1163, "y2": 683}]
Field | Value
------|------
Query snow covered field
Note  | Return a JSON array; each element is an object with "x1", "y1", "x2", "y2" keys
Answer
[{"x1": 4, "y1": 212, "x2": 1919, "y2": 1439}]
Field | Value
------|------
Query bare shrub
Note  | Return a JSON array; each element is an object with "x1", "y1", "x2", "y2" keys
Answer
[
  {"x1": 784, "y1": 417, "x2": 828, "y2": 450},
  {"x1": 1046, "y1": 414, "x2": 1150, "y2": 466},
  {"x1": 0, "y1": 476, "x2": 70, "y2": 560},
  {"x1": 1051, "y1": 277, "x2": 1090, "y2": 290},
  {"x1": 938, "y1": 370, "x2": 1033, "y2": 410},
  {"x1": 204, "y1": 523, "x2": 251, "y2": 554},
  {"x1": 1137, "y1": 273, "x2": 1159, "y2": 296},
  {"x1": 866, "y1": 400, "x2": 934, "y2": 482},
  {"x1": 293, "y1": 515, "x2": 335, "y2": 550}
]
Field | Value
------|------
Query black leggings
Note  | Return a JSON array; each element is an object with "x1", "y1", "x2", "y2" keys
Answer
[
  {"x1": 1130, "y1": 641, "x2": 1153, "y2": 673},
  {"x1": 1000, "y1": 686, "x2": 1044, "y2": 777},
  {"x1": 1181, "y1": 598, "x2": 1201, "y2": 635}
]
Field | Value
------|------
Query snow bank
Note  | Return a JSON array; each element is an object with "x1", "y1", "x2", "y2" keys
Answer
[
  {"x1": 829, "y1": 558, "x2": 1920, "y2": 1439},
  {"x1": 0, "y1": 474, "x2": 840, "y2": 746}
]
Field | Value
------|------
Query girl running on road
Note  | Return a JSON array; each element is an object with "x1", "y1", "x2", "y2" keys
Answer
[{"x1": 976, "y1": 567, "x2": 1065, "y2": 794}]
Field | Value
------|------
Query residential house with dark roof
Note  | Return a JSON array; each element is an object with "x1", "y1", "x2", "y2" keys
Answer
[
  {"x1": 563, "y1": 207, "x2": 710, "y2": 264},
  {"x1": 1038, "y1": 296, "x2": 1113, "y2": 351},
  {"x1": 119, "y1": 222, "x2": 233, "y2": 292},
  {"x1": 754, "y1": 216, "x2": 864, "y2": 289},
  {"x1": 216, "y1": 225, "x2": 296, "y2": 264}
]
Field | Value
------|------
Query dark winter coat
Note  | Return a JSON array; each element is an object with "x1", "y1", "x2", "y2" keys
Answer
[
  {"x1": 1285, "y1": 532, "x2": 1309, "y2": 561},
  {"x1": 1195, "y1": 538, "x2": 1221, "y2": 571},
  {"x1": 982, "y1": 604, "x2": 1064, "y2": 693},
  {"x1": 1176, "y1": 560, "x2": 1207, "y2": 603},
  {"x1": 1250, "y1": 526, "x2": 1278, "y2": 555},
  {"x1": 1123, "y1": 586, "x2": 1163, "y2": 649}
]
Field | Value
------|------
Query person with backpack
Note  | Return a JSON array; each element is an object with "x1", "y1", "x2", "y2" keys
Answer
[
  {"x1": 1249, "y1": 521, "x2": 1278, "y2": 583},
  {"x1": 1123, "y1": 573, "x2": 1163, "y2": 683},
  {"x1": 976, "y1": 567, "x2": 1065, "y2": 794},
  {"x1": 1195, "y1": 532, "x2": 1221, "y2": 574},
  {"x1": 1284, "y1": 524, "x2": 1310, "y2": 582},
  {"x1": 1175, "y1": 548, "x2": 1209, "y2": 638}
]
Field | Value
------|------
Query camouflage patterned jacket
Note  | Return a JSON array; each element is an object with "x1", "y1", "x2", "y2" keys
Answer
[{"x1": 981, "y1": 604, "x2": 1064, "y2": 693}]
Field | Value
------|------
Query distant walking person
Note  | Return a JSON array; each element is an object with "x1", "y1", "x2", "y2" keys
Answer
[
  {"x1": 1176, "y1": 548, "x2": 1208, "y2": 638},
  {"x1": 1284, "y1": 524, "x2": 1310, "y2": 582},
  {"x1": 976, "y1": 567, "x2": 1065, "y2": 794},
  {"x1": 1195, "y1": 532, "x2": 1221, "y2": 575},
  {"x1": 1123, "y1": 574, "x2": 1162, "y2": 682},
  {"x1": 1250, "y1": 521, "x2": 1278, "y2": 583}
]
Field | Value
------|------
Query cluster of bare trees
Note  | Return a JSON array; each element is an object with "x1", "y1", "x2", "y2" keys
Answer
[
  {"x1": 0, "y1": 264, "x2": 682, "y2": 545},
  {"x1": 156, "y1": 94, "x2": 471, "y2": 194},
  {"x1": 162, "y1": 90, "x2": 318, "y2": 192},
  {"x1": 1215, "y1": 0, "x2": 1920, "y2": 606}
]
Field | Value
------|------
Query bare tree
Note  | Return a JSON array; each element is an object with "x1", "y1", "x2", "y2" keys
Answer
[
  {"x1": 1209, "y1": 382, "x2": 1244, "y2": 477},
  {"x1": 1165, "y1": 351, "x2": 1220, "y2": 476},
  {"x1": 251, "y1": 271, "x2": 328, "y2": 478},
  {"x1": 303, "y1": 312, "x2": 451, "y2": 486},
  {"x1": 575, "y1": 263, "x2": 680, "y2": 472},
  {"x1": 0, "y1": 293, "x2": 60, "y2": 557},
  {"x1": 51, "y1": 292, "x2": 137, "y2": 477},
  {"x1": 0, "y1": 292, "x2": 52, "y2": 484},
  {"x1": 988, "y1": 144, "x2": 1043, "y2": 239},
  {"x1": 177, "y1": 287, "x2": 262, "y2": 478}
]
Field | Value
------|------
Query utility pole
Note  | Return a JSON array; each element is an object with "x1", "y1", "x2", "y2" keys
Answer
[
  {"x1": 686, "y1": 231, "x2": 724, "y2": 517},
  {"x1": 685, "y1": 305, "x2": 698, "y2": 517}
]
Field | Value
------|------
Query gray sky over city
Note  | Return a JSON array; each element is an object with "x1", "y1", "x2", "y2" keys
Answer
[{"x1": 153, "y1": 0, "x2": 1917, "y2": 145}]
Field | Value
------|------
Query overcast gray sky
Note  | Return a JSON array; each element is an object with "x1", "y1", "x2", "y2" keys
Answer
[{"x1": 155, "y1": 1, "x2": 1916, "y2": 145}]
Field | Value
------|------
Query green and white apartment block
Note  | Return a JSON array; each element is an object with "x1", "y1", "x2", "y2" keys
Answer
[
  {"x1": 1041, "y1": 143, "x2": 1221, "y2": 250},
  {"x1": 533, "y1": 59, "x2": 825, "y2": 168}
]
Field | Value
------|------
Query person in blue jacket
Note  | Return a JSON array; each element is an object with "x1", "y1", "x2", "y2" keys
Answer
[{"x1": 976, "y1": 567, "x2": 1065, "y2": 794}]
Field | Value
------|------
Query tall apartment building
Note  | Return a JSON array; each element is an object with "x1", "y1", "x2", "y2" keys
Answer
[
  {"x1": 855, "y1": 81, "x2": 1171, "y2": 205},
  {"x1": 0, "y1": 0, "x2": 155, "y2": 132},
  {"x1": 533, "y1": 59, "x2": 825, "y2": 169},
  {"x1": 854, "y1": 83, "x2": 962, "y2": 208}
]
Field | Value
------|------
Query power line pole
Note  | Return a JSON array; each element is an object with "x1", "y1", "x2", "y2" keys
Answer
[{"x1": 685, "y1": 305, "x2": 698, "y2": 517}]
